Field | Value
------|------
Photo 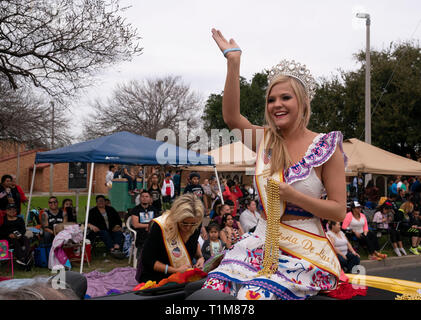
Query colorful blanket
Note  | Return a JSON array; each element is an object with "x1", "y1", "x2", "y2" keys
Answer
[
  {"x1": 133, "y1": 268, "x2": 207, "y2": 291},
  {"x1": 83, "y1": 267, "x2": 138, "y2": 298}
]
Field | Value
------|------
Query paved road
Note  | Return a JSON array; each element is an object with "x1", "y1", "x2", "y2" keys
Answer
[
  {"x1": 367, "y1": 265, "x2": 421, "y2": 283},
  {"x1": 360, "y1": 254, "x2": 421, "y2": 282}
]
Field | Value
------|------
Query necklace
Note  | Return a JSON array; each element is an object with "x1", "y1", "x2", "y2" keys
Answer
[{"x1": 257, "y1": 178, "x2": 281, "y2": 278}]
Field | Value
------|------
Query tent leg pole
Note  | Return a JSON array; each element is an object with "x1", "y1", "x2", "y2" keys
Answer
[
  {"x1": 214, "y1": 166, "x2": 224, "y2": 205},
  {"x1": 80, "y1": 162, "x2": 95, "y2": 274},
  {"x1": 25, "y1": 164, "x2": 37, "y2": 227}
]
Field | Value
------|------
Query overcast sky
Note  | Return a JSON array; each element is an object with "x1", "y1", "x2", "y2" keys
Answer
[{"x1": 70, "y1": 0, "x2": 421, "y2": 138}]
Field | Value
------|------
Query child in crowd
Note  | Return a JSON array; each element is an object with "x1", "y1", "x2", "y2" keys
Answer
[
  {"x1": 161, "y1": 173, "x2": 174, "y2": 211},
  {"x1": 220, "y1": 213, "x2": 244, "y2": 249},
  {"x1": 183, "y1": 172, "x2": 205, "y2": 203},
  {"x1": 201, "y1": 223, "x2": 226, "y2": 261}
]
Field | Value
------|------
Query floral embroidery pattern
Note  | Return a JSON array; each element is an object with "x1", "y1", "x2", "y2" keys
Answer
[
  {"x1": 245, "y1": 290, "x2": 261, "y2": 300},
  {"x1": 284, "y1": 131, "x2": 347, "y2": 184},
  {"x1": 311, "y1": 269, "x2": 333, "y2": 290}
]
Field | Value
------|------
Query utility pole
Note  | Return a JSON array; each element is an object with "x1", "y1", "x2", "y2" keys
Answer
[
  {"x1": 356, "y1": 13, "x2": 372, "y2": 187},
  {"x1": 356, "y1": 12, "x2": 371, "y2": 145},
  {"x1": 364, "y1": 15, "x2": 371, "y2": 145},
  {"x1": 49, "y1": 101, "x2": 55, "y2": 196}
]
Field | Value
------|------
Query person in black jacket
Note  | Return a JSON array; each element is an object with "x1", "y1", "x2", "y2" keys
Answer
[
  {"x1": 87, "y1": 195, "x2": 124, "y2": 256},
  {"x1": 136, "y1": 194, "x2": 205, "y2": 283},
  {"x1": 0, "y1": 174, "x2": 18, "y2": 211},
  {"x1": 0, "y1": 203, "x2": 32, "y2": 268}
]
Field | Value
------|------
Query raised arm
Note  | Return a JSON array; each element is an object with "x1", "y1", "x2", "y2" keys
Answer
[{"x1": 211, "y1": 29, "x2": 263, "y2": 152}]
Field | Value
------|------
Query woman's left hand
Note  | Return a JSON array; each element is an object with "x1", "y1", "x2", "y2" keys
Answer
[
  {"x1": 278, "y1": 181, "x2": 297, "y2": 202},
  {"x1": 194, "y1": 257, "x2": 205, "y2": 269}
]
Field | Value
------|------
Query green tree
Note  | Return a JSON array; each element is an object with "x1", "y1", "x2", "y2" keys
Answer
[
  {"x1": 310, "y1": 41, "x2": 421, "y2": 158},
  {"x1": 202, "y1": 72, "x2": 268, "y2": 133}
]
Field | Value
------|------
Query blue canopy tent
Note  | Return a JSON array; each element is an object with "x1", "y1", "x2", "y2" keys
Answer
[{"x1": 27, "y1": 131, "x2": 218, "y2": 273}]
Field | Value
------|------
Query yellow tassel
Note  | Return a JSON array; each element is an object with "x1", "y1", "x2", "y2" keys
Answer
[{"x1": 395, "y1": 292, "x2": 421, "y2": 300}]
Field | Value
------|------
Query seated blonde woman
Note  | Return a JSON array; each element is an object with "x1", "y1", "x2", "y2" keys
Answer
[{"x1": 136, "y1": 193, "x2": 205, "y2": 283}]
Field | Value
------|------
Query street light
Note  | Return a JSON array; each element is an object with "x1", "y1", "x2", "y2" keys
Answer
[{"x1": 356, "y1": 12, "x2": 371, "y2": 145}]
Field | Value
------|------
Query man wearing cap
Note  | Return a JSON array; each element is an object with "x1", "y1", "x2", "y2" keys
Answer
[{"x1": 0, "y1": 203, "x2": 33, "y2": 268}]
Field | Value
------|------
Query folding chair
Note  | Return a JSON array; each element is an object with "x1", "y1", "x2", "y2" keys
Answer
[
  {"x1": 126, "y1": 216, "x2": 138, "y2": 268},
  {"x1": 380, "y1": 222, "x2": 400, "y2": 251},
  {"x1": 0, "y1": 240, "x2": 14, "y2": 278}
]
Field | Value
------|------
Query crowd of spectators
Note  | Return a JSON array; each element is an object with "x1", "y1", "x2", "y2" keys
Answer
[
  {"x1": 339, "y1": 175, "x2": 421, "y2": 259},
  {"x1": 3, "y1": 167, "x2": 421, "y2": 279}
]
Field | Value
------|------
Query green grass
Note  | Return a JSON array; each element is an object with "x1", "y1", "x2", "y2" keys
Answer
[
  {"x1": 0, "y1": 194, "x2": 131, "y2": 279},
  {"x1": 22, "y1": 194, "x2": 99, "y2": 224}
]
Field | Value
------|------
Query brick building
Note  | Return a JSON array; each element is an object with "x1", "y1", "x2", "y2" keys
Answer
[
  {"x1": 0, "y1": 142, "x2": 253, "y2": 195},
  {"x1": 0, "y1": 143, "x2": 110, "y2": 194}
]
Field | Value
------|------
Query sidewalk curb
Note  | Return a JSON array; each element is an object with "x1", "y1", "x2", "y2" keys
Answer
[{"x1": 360, "y1": 254, "x2": 421, "y2": 272}]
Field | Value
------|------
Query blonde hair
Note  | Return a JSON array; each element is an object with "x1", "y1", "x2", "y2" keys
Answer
[
  {"x1": 399, "y1": 201, "x2": 414, "y2": 214},
  {"x1": 160, "y1": 193, "x2": 204, "y2": 241},
  {"x1": 264, "y1": 76, "x2": 311, "y2": 175}
]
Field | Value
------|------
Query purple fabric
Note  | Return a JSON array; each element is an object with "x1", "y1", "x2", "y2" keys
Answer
[
  {"x1": 54, "y1": 247, "x2": 68, "y2": 265},
  {"x1": 83, "y1": 267, "x2": 138, "y2": 298}
]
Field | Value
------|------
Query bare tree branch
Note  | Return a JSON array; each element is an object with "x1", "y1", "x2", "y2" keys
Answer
[
  {"x1": 81, "y1": 76, "x2": 203, "y2": 143},
  {"x1": 0, "y1": 0, "x2": 142, "y2": 99},
  {"x1": 0, "y1": 78, "x2": 73, "y2": 148}
]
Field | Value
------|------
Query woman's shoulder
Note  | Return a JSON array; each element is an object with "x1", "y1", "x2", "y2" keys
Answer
[
  {"x1": 308, "y1": 131, "x2": 346, "y2": 163},
  {"x1": 285, "y1": 131, "x2": 347, "y2": 184},
  {"x1": 344, "y1": 211, "x2": 353, "y2": 219}
]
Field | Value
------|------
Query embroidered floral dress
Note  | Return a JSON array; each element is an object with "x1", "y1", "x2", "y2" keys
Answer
[{"x1": 202, "y1": 131, "x2": 347, "y2": 300}]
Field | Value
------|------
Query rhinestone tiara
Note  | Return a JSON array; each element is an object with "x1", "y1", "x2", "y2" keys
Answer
[{"x1": 267, "y1": 59, "x2": 316, "y2": 101}]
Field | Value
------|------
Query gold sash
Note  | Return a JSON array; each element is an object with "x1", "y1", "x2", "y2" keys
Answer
[
  {"x1": 153, "y1": 215, "x2": 192, "y2": 268},
  {"x1": 255, "y1": 131, "x2": 341, "y2": 279}
]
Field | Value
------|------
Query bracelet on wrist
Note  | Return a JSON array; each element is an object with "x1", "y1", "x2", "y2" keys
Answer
[{"x1": 223, "y1": 48, "x2": 242, "y2": 57}]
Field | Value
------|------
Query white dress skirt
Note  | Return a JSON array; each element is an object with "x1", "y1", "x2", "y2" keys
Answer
[{"x1": 202, "y1": 131, "x2": 347, "y2": 300}]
